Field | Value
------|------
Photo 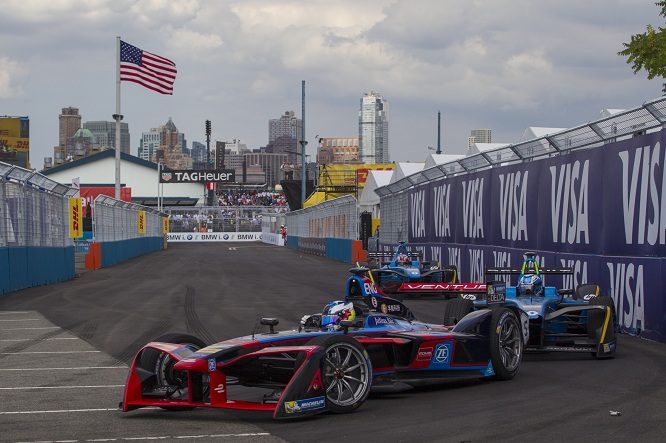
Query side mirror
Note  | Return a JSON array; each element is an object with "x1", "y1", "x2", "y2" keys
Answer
[
  {"x1": 260, "y1": 317, "x2": 279, "y2": 334},
  {"x1": 339, "y1": 320, "x2": 354, "y2": 334}
]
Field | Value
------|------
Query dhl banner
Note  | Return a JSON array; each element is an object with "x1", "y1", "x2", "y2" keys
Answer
[
  {"x1": 68, "y1": 198, "x2": 83, "y2": 238},
  {"x1": 138, "y1": 211, "x2": 146, "y2": 234},
  {"x1": 162, "y1": 216, "x2": 169, "y2": 234}
]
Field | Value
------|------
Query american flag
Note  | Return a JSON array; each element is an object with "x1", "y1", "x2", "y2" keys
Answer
[{"x1": 120, "y1": 40, "x2": 176, "y2": 95}]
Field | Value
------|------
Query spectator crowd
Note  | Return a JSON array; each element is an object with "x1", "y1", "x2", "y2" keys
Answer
[{"x1": 217, "y1": 190, "x2": 288, "y2": 207}]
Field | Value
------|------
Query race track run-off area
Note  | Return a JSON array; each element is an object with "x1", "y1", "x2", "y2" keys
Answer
[{"x1": 0, "y1": 242, "x2": 665, "y2": 443}]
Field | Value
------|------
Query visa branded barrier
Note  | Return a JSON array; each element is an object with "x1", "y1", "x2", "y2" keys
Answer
[{"x1": 384, "y1": 129, "x2": 666, "y2": 341}]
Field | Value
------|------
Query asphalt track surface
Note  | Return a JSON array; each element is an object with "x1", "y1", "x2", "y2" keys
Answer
[{"x1": 0, "y1": 242, "x2": 665, "y2": 443}]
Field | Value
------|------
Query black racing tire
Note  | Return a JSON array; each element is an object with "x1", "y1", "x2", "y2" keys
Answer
[
  {"x1": 139, "y1": 333, "x2": 207, "y2": 411},
  {"x1": 489, "y1": 308, "x2": 523, "y2": 380},
  {"x1": 587, "y1": 296, "x2": 617, "y2": 359},
  {"x1": 442, "y1": 298, "x2": 474, "y2": 325},
  {"x1": 307, "y1": 334, "x2": 372, "y2": 414}
]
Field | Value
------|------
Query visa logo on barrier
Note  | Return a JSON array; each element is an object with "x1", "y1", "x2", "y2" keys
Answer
[
  {"x1": 498, "y1": 171, "x2": 528, "y2": 241},
  {"x1": 549, "y1": 160, "x2": 590, "y2": 245},
  {"x1": 619, "y1": 143, "x2": 666, "y2": 246}
]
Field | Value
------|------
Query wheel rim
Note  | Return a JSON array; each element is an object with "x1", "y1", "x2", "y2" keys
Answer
[
  {"x1": 498, "y1": 315, "x2": 522, "y2": 372},
  {"x1": 322, "y1": 343, "x2": 369, "y2": 407},
  {"x1": 155, "y1": 343, "x2": 201, "y2": 397}
]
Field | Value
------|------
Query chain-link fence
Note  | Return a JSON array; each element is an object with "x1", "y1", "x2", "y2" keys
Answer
[
  {"x1": 165, "y1": 206, "x2": 287, "y2": 233},
  {"x1": 377, "y1": 95, "x2": 666, "y2": 241},
  {"x1": 261, "y1": 211, "x2": 287, "y2": 235},
  {"x1": 0, "y1": 162, "x2": 76, "y2": 248},
  {"x1": 93, "y1": 195, "x2": 165, "y2": 242},
  {"x1": 285, "y1": 195, "x2": 358, "y2": 239}
]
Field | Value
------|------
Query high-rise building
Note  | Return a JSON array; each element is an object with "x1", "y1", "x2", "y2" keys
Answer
[
  {"x1": 59, "y1": 107, "x2": 81, "y2": 150},
  {"x1": 53, "y1": 107, "x2": 81, "y2": 165},
  {"x1": 317, "y1": 137, "x2": 359, "y2": 165},
  {"x1": 358, "y1": 91, "x2": 389, "y2": 163},
  {"x1": 157, "y1": 117, "x2": 192, "y2": 170},
  {"x1": 267, "y1": 111, "x2": 301, "y2": 163},
  {"x1": 83, "y1": 121, "x2": 130, "y2": 154},
  {"x1": 470, "y1": 129, "x2": 491, "y2": 144},
  {"x1": 139, "y1": 128, "x2": 161, "y2": 162},
  {"x1": 191, "y1": 141, "x2": 206, "y2": 163},
  {"x1": 269, "y1": 111, "x2": 302, "y2": 143},
  {"x1": 244, "y1": 152, "x2": 287, "y2": 188}
]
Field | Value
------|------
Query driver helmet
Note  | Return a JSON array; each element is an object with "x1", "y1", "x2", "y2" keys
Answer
[
  {"x1": 517, "y1": 274, "x2": 543, "y2": 296},
  {"x1": 397, "y1": 253, "x2": 410, "y2": 266},
  {"x1": 321, "y1": 301, "x2": 356, "y2": 330}
]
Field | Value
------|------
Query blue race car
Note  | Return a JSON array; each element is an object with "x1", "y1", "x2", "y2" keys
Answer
[
  {"x1": 121, "y1": 291, "x2": 523, "y2": 420},
  {"x1": 355, "y1": 242, "x2": 458, "y2": 298},
  {"x1": 441, "y1": 252, "x2": 617, "y2": 359}
]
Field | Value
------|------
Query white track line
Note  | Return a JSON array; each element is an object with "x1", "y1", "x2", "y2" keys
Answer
[
  {"x1": 13, "y1": 433, "x2": 271, "y2": 442},
  {"x1": 0, "y1": 319, "x2": 40, "y2": 322},
  {"x1": 0, "y1": 327, "x2": 60, "y2": 331},
  {"x1": 0, "y1": 366, "x2": 127, "y2": 371},
  {"x1": 0, "y1": 350, "x2": 101, "y2": 355},
  {"x1": 0, "y1": 338, "x2": 78, "y2": 342},
  {"x1": 0, "y1": 311, "x2": 32, "y2": 314},
  {"x1": 0, "y1": 408, "x2": 119, "y2": 415},
  {"x1": 0, "y1": 385, "x2": 124, "y2": 390}
]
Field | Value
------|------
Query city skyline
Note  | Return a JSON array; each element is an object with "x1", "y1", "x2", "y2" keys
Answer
[{"x1": 0, "y1": 1, "x2": 663, "y2": 169}]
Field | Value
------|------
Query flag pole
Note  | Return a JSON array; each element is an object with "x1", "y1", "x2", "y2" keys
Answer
[{"x1": 114, "y1": 36, "x2": 122, "y2": 200}]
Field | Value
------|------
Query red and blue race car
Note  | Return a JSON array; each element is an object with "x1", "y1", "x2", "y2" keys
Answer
[{"x1": 121, "y1": 291, "x2": 523, "y2": 419}]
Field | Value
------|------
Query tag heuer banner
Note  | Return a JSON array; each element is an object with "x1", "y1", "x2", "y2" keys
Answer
[{"x1": 160, "y1": 169, "x2": 235, "y2": 183}]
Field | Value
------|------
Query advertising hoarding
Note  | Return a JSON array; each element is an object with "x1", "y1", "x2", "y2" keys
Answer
[{"x1": 0, "y1": 116, "x2": 29, "y2": 168}]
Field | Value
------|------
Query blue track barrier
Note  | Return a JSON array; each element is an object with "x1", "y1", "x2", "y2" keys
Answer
[
  {"x1": 0, "y1": 246, "x2": 75, "y2": 295},
  {"x1": 100, "y1": 237, "x2": 163, "y2": 268}
]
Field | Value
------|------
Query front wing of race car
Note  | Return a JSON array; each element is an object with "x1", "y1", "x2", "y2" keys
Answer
[{"x1": 121, "y1": 342, "x2": 329, "y2": 419}]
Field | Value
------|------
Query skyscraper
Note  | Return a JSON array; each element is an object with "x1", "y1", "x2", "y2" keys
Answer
[
  {"x1": 267, "y1": 111, "x2": 301, "y2": 163},
  {"x1": 83, "y1": 121, "x2": 130, "y2": 154},
  {"x1": 358, "y1": 91, "x2": 389, "y2": 163},
  {"x1": 157, "y1": 117, "x2": 191, "y2": 170},
  {"x1": 470, "y1": 129, "x2": 491, "y2": 144},
  {"x1": 59, "y1": 107, "x2": 81, "y2": 150},
  {"x1": 139, "y1": 128, "x2": 161, "y2": 162}
]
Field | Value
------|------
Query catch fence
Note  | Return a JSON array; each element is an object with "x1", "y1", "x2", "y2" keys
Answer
[
  {"x1": 0, "y1": 162, "x2": 76, "y2": 248},
  {"x1": 93, "y1": 195, "x2": 164, "y2": 242},
  {"x1": 166, "y1": 206, "x2": 287, "y2": 233},
  {"x1": 285, "y1": 195, "x2": 358, "y2": 239},
  {"x1": 0, "y1": 161, "x2": 78, "y2": 293}
]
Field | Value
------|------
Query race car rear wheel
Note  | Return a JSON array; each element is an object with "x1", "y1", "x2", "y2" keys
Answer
[
  {"x1": 308, "y1": 335, "x2": 372, "y2": 414},
  {"x1": 140, "y1": 333, "x2": 207, "y2": 411},
  {"x1": 489, "y1": 308, "x2": 523, "y2": 380}
]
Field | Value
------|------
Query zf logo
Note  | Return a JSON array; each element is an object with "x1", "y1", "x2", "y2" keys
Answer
[{"x1": 433, "y1": 343, "x2": 450, "y2": 364}]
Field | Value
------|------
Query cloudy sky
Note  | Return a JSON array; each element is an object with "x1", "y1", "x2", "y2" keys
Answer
[{"x1": 0, "y1": 0, "x2": 663, "y2": 168}]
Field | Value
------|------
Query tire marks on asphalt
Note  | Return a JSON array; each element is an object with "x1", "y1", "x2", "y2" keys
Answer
[{"x1": 185, "y1": 286, "x2": 217, "y2": 345}]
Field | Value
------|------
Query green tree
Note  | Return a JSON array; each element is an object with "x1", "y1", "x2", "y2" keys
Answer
[{"x1": 619, "y1": 1, "x2": 666, "y2": 92}]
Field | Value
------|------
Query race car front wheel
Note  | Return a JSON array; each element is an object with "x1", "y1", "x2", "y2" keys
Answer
[
  {"x1": 139, "y1": 333, "x2": 207, "y2": 411},
  {"x1": 489, "y1": 309, "x2": 523, "y2": 380},
  {"x1": 308, "y1": 335, "x2": 372, "y2": 414}
]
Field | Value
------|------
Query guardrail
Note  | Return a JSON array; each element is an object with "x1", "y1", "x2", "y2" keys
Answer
[{"x1": 0, "y1": 161, "x2": 77, "y2": 293}]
